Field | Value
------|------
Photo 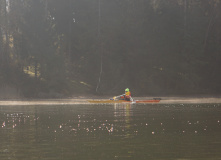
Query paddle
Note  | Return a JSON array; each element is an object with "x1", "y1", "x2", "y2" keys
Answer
[
  {"x1": 110, "y1": 94, "x2": 135, "y2": 103},
  {"x1": 110, "y1": 94, "x2": 124, "y2": 100}
]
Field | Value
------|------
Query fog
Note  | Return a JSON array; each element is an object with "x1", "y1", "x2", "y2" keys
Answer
[{"x1": 1, "y1": 97, "x2": 221, "y2": 106}]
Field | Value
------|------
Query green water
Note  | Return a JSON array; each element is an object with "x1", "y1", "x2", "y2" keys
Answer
[{"x1": 0, "y1": 104, "x2": 221, "y2": 160}]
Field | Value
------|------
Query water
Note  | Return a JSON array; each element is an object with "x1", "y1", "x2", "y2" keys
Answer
[{"x1": 0, "y1": 103, "x2": 221, "y2": 160}]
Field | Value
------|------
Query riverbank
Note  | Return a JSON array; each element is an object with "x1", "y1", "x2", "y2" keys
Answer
[{"x1": 1, "y1": 97, "x2": 221, "y2": 105}]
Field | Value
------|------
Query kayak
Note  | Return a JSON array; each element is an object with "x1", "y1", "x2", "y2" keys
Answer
[{"x1": 88, "y1": 98, "x2": 161, "y2": 104}]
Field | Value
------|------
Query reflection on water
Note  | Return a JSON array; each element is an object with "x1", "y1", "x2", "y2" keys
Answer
[{"x1": 0, "y1": 104, "x2": 221, "y2": 160}]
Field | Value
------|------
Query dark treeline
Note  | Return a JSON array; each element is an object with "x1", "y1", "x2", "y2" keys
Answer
[{"x1": 0, "y1": 0, "x2": 221, "y2": 98}]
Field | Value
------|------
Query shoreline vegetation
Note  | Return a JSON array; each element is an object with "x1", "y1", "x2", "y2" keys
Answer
[
  {"x1": 1, "y1": 1, "x2": 221, "y2": 100},
  {"x1": 1, "y1": 97, "x2": 221, "y2": 105}
]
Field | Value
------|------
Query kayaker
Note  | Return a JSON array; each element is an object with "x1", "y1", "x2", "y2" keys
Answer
[
  {"x1": 112, "y1": 88, "x2": 133, "y2": 101},
  {"x1": 124, "y1": 88, "x2": 131, "y2": 101}
]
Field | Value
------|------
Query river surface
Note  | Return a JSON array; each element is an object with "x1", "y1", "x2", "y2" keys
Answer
[{"x1": 0, "y1": 103, "x2": 221, "y2": 160}]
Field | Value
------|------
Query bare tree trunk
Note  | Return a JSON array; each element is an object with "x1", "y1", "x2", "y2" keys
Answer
[
  {"x1": 0, "y1": 26, "x2": 2, "y2": 65},
  {"x1": 68, "y1": 19, "x2": 72, "y2": 59},
  {"x1": 183, "y1": 0, "x2": 187, "y2": 37},
  {"x1": 204, "y1": 9, "x2": 216, "y2": 51},
  {"x1": 0, "y1": 0, "x2": 2, "y2": 64},
  {"x1": 96, "y1": 0, "x2": 103, "y2": 93},
  {"x1": 67, "y1": 0, "x2": 72, "y2": 66},
  {"x1": 182, "y1": 0, "x2": 189, "y2": 55},
  {"x1": 4, "y1": 0, "x2": 9, "y2": 66}
]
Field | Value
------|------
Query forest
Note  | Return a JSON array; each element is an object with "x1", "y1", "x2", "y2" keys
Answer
[{"x1": 0, "y1": 0, "x2": 221, "y2": 98}]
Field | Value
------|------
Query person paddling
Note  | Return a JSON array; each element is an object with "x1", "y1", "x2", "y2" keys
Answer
[
  {"x1": 113, "y1": 88, "x2": 133, "y2": 101},
  {"x1": 124, "y1": 88, "x2": 131, "y2": 101}
]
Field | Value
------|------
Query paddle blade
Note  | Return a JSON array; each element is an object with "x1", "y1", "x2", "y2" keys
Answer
[{"x1": 109, "y1": 96, "x2": 116, "y2": 100}]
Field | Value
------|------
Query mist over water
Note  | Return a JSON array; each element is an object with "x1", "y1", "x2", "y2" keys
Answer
[
  {"x1": 0, "y1": 104, "x2": 221, "y2": 160},
  {"x1": 1, "y1": 97, "x2": 221, "y2": 105}
]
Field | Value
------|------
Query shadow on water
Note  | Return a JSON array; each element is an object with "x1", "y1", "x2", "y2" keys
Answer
[{"x1": 0, "y1": 103, "x2": 221, "y2": 160}]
